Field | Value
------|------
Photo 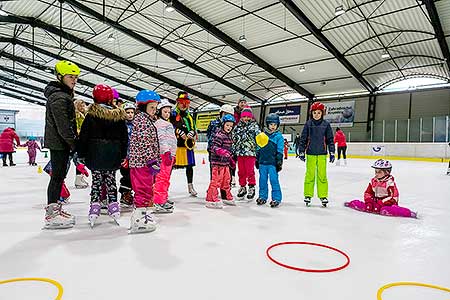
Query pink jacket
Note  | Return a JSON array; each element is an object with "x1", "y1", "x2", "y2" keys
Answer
[
  {"x1": 334, "y1": 130, "x2": 347, "y2": 147},
  {"x1": 0, "y1": 128, "x2": 20, "y2": 153},
  {"x1": 20, "y1": 140, "x2": 41, "y2": 154},
  {"x1": 155, "y1": 118, "x2": 177, "y2": 156},
  {"x1": 128, "y1": 111, "x2": 161, "y2": 168},
  {"x1": 364, "y1": 175, "x2": 399, "y2": 206}
]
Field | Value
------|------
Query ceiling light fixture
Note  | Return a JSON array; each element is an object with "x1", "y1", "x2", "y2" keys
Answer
[
  {"x1": 177, "y1": 55, "x2": 185, "y2": 61},
  {"x1": 381, "y1": 50, "x2": 390, "y2": 59},
  {"x1": 238, "y1": 34, "x2": 247, "y2": 43},
  {"x1": 299, "y1": 65, "x2": 306, "y2": 72},
  {"x1": 45, "y1": 69, "x2": 53, "y2": 73},
  {"x1": 335, "y1": 5, "x2": 345, "y2": 16},
  {"x1": 165, "y1": 1, "x2": 175, "y2": 13},
  {"x1": 107, "y1": 33, "x2": 115, "y2": 42},
  {"x1": 198, "y1": 85, "x2": 202, "y2": 90},
  {"x1": 241, "y1": 76, "x2": 246, "y2": 82}
]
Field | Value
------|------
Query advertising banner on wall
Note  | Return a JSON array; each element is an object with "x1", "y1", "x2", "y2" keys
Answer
[
  {"x1": 195, "y1": 111, "x2": 220, "y2": 132},
  {"x1": 268, "y1": 105, "x2": 301, "y2": 124},
  {"x1": 323, "y1": 101, "x2": 355, "y2": 127}
]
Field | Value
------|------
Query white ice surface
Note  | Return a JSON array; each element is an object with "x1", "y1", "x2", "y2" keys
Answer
[{"x1": 0, "y1": 150, "x2": 449, "y2": 300}]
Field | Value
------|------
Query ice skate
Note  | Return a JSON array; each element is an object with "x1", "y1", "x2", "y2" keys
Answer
[
  {"x1": 188, "y1": 183, "x2": 198, "y2": 197},
  {"x1": 246, "y1": 185, "x2": 255, "y2": 201},
  {"x1": 167, "y1": 199, "x2": 174, "y2": 205},
  {"x1": 270, "y1": 200, "x2": 280, "y2": 208},
  {"x1": 223, "y1": 198, "x2": 236, "y2": 206},
  {"x1": 75, "y1": 175, "x2": 88, "y2": 189},
  {"x1": 120, "y1": 191, "x2": 134, "y2": 212},
  {"x1": 256, "y1": 198, "x2": 267, "y2": 205},
  {"x1": 320, "y1": 197, "x2": 328, "y2": 207},
  {"x1": 88, "y1": 202, "x2": 101, "y2": 228},
  {"x1": 44, "y1": 203, "x2": 75, "y2": 229},
  {"x1": 231, "y1": 176, "x2": 236, "y2": 188},
  {"x1": 129, "y1": 207, "x2": 156, "y2": 234},
  {"x1": 237, "y1": 186, "x2": 247, "y2": 200},
  {"x1": 304, "y1": 197, "x2": 311, "y2": 206},
  {"x1": 107, "y1": 202, "x2": 121, "y2": 226},
  {"x1": 205, "y1": 201, "x2": 223, "y2": 209},
  {"x1": 154, "y1": 202, "x2": 174, "y2": 214}
]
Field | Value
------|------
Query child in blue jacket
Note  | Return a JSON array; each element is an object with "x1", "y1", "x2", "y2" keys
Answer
[
  {"x1": 255, "y1": 113, "x2": 284, "y2": 208},
  {"x1": 298, "y1": 101, "x2": 335, "y2": 207}
]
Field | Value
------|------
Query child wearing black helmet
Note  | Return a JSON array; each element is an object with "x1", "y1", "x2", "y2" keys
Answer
[{"x1": 255, "y1": 113, "x2": 284, "y2": 208}]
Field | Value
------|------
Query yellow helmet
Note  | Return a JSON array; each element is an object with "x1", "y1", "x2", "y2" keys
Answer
[
  {"x1": 256, "y1": 132, "x2": 269, "y2": 148},
  {"x1": 55, "y1": 60, "x2": 80, "y2": 77}
]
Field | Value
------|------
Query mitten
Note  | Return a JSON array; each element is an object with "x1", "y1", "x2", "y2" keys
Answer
[
  {"x1": 76, "y1": 163, "x2": 89, "y2": 177},
  {"x1": 175, "y1": 128, "x2": 186, "y2": 139},
  {"x1": 148, "y1": 159, "x2": 161, "y2": 175},
  {"x1": 162, "y1": 151, "x2": 172, "y2": 166},
  {"x1": 121, "y1": 159, "x2": 129, "y2": 169},
  {"x1": 276, "y1": 160, "x2": 283, "y2": 172},
  {"x1": 216, "y1": 148, "x2": 231, "y2": 158},
  {"x1": 299, "y1": 152, "x2": 306, "y2": 162},
  {"x1": 329, "y1": 153, "x2": 335, "y2": 163},
  {"x1": 229, "y1": 158, "x2": 236, "y2": 170},
  {"x1": 187, "y1": 131, "x2": 195, "y2": 139}
]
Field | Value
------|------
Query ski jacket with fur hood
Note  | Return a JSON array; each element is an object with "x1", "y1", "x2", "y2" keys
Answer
[{"x1": 77, "y1": 103, "x2": 128, "y2": 171}]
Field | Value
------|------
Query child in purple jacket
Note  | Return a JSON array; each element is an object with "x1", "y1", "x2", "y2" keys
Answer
[{"x1": 20, "y1": 136, "x2": 41, "y2": 166}]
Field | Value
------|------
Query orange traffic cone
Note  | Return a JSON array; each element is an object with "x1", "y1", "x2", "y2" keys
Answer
[{"x1": 202, "y1": 158, "x2": 206, "y2": 165}]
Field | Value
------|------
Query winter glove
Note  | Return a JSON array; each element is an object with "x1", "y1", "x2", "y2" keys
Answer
[
  {"x1": 162, "y1": 151, "x2": 173, "y2": 166},
  {"x1": 76, "y1": 163, "x2": 89, "y2": 177},
  {"x1": 121, "y1": 158, "x2": 129, "y2": 169},
  {"x1": 175, "y1": 128, "x2": 186, "y2": 139},
  {"x1": 299, "y1": 152, "x2": 306, "y2": 162},
  {"x1": 147, "y1": 159, "x2": 161, "y2": 176},
  {"x1": 216, "y1": 148, "x2": 231, "y2": 158},
  {"x1": 276, "y1": 159, "x2": 283, "y2": 172},
  {"x1": 255, "y1": 160, "x2": 259, "y2": 169},
  {"x1": 329, "y1": 153, "x2": 335, "y2": 163},
  {"x1": 187, "y1": 131, "x2": 196, "y2": 139},
  {"x1": 229, "y1": 157, "x2": 236, "y2": 170}
]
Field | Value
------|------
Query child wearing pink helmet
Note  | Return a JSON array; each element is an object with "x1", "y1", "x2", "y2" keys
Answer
[{"x1": 345, "y1": 159, "x2": 417, "y2": 218}]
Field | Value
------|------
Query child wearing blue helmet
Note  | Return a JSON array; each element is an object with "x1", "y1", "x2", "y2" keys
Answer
[
  {"x1": 255, "y1": 113, "x2": 284, "y2": 208},
  {"x1": 206, "y1": 114, "x2": 236, "y2": 209}
]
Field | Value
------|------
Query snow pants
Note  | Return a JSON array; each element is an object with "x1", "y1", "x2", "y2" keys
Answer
[
  {"x1": 91, "y1": 170, "x2": 117, "y2": 204},
  {"x1": 258, "y1": 164, "x2": 281, "y2": 202},
  {"x1": 28, "y1": 149, "x2": 37, "y2": 164},
  {"x1": 346, "y1": 200, "x2": 415, "y2": 218},
  {"x1": 304, "y1": 154, "x2": 328, "y2": 198},
  {"x1": 154, "y1": 154, "x2": 174, "y2": 204},
  {"x1": 237, "y1": 156, "x2": 256, "y2": 187},
  {"x1": 130, "y1": 167, "x2": 155, "y2": 208},
  {"x1": 206, "y1": 165, "x2": 232, "y2": 202}
]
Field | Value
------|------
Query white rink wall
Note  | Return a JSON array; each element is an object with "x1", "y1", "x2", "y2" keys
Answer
[{"x1": 194, "y1": 142, "x2": 450, "y2": 160}]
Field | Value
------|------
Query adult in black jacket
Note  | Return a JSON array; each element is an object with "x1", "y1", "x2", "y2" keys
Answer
[
  {"x1": 43, "y1": 60, "x2": 80, "y2": 229},
  {"x1": 77, "y1": 84, "x2": 128, "y2": 227}
]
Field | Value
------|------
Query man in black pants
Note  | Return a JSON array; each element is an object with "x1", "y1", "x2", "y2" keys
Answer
[{"x1": 43, "y1": 60, "x2": 80, "y2": 229}]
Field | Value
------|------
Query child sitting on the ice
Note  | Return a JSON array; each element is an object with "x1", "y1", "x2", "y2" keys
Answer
[
  {"x1": 206, "y1": 114, "x2": 236, "y2": 209},
  {"x1": 20, "y1": 136, "x2": 41, "y2": 166},
  {"x1": 345, "y1": 159, "x2": 417, "y2": 218}
]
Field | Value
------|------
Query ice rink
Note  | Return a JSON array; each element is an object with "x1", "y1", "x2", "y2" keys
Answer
[{"x1": 1, "y1": 150, "x2": 449, "y2": 300}]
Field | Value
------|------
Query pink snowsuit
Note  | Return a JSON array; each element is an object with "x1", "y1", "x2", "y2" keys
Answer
[
  {"x1": 128, "y1": 111, "x2": 160, "y2": 208},
  {"x1": 346, "y1": 174, "x2": 416, "y2": 218},
  {"x1": 20, "y1": 140, "x2": 40, "y2": 164},
  {"x1": 153, "y1": 118, "x2": 177, "y2": 205},
  {"x1": 206, "y1": 128, "x2": 233, "y2": 202}
]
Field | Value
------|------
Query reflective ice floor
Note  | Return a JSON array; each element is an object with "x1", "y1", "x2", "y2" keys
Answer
[{"x1": 1, "y1": 150, "x2": 449, "y2": 300}]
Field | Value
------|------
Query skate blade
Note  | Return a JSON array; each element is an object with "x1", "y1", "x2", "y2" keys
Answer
[
  {"x1": 153, "y1": 210, "x2": 174, "y2": 214},
  {"x1": 43, "y1": 224, "x2": 74, "y2": 230},
  {"x1": 128, "y1": 226, "x2": 156, "y2": 234}
]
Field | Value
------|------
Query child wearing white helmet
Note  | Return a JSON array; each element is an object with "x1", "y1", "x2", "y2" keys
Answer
[
  {"x1": 153, "y1": 99, "x2": 177, "y2": 213},
  {"x1": 345, "y1": 159, "x2": 417, "y2": 218}
]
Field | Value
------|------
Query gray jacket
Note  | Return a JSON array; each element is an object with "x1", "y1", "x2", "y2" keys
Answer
[{"x1": 44, "y1": 81, "x2": 77, "y2": 151}]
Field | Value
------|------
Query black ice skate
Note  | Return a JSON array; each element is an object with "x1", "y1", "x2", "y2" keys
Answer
[
  {"x1": 270, "y1": 200, "x2": 280, "y2": 208},
  {"x1": 256, "y1": 198, "x2": 267, "y2": 205},
  {"x1": 304, "y1": 197, "x2": 311, "y2": 206},
  {"x1": 320, "y1": 197, "x2": 328, "y2": 207}
]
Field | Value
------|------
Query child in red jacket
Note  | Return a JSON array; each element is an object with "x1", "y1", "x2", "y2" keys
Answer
[{"x1": 333, "y1": 127, "x2": 347, "y2": 166}]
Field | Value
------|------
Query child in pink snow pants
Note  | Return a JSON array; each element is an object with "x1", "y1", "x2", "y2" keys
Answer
[
  {"x1": 206, "y1": 114, "x2": 236, "y2": 209},
  {"x1": 20, "y1": 136, "x2": 41, "y2": 166},
  {"x1": 128, "y1": 90, "x2": 162, "y2": 233},
  {"x1": 153, "y1": 100, "x2": 177, "y2": 213},
  {"x1": 345, "y1": 159, "x2": 417, "y2": 218}
]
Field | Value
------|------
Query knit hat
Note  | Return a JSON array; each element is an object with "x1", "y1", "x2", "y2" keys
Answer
[{"x1": 241, "y1": 106, "x2": 253, "y2": 118}]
